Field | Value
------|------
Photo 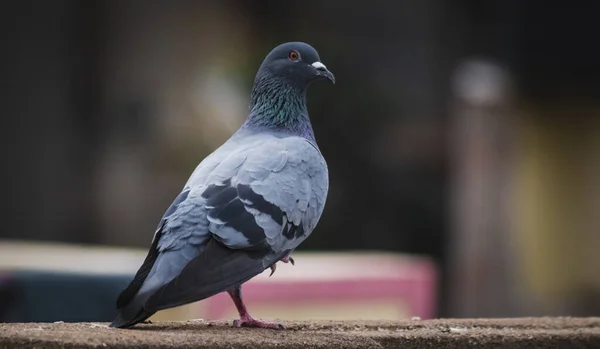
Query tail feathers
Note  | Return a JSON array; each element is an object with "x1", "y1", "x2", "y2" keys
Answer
[
  {"x1": 111, "y1": 246, "x2": 201, "y2": 328},
  {"x1": 110, "y1": 294, "x2": 155, "y2": 329}
]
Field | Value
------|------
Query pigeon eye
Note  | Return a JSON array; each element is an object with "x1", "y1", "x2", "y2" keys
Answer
[{"x1": 288, "y1": 51, "x2": 300, "y2": 62}]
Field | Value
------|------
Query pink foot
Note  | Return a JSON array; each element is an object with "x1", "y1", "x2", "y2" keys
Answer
[
  {"x1": 227, "y1": 286, "x2": 284, "y2": 329},
  {"x1": 232, "y1": 315, "x2": 285, "y2": 330}
]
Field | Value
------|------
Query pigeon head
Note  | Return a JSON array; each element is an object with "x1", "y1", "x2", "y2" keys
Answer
[
  {"x1": 245, "y1": 42, "x2": 334, "y2": 138},
  {"x1": 258, "y1": 42, "x2": 335, "y2": 85}
]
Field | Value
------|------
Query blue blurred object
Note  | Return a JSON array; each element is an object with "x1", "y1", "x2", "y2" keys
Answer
[{"x1": 0, "y1": 270, "x2": 132, "y2": 322}]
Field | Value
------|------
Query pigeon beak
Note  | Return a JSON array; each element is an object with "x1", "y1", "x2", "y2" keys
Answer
[{"x1": 312, "y1": 61, "x2": 335, "y2": 84}]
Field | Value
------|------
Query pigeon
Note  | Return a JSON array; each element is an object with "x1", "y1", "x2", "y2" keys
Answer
[{"x1": 110, "y1": 42, "x2": 334, "y2": 330}]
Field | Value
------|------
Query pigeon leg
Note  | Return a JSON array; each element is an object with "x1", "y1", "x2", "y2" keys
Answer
[{"x1": 227, "y1": 285, "x2": 285, "y2": 330}]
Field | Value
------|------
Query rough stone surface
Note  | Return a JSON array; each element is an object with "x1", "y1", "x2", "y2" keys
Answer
[{"x1": 1, "y1": 317, "x2": 599, "y2": 349}]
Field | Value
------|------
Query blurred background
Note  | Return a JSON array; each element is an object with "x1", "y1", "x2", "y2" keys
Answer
[{"x1": 1, "y1": 0, "x2": 599, "y2": 323}]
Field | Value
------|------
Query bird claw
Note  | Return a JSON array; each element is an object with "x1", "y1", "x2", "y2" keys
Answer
[
  {"x1": 268, "y1": 255, "x2": 295, "y2": 277},
  {"x1": 282, "y1": 256, "x2": 295, "y2": 265}
]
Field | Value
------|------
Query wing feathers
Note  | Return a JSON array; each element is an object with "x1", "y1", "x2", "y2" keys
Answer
[{"x1": 115, "y1": 229, "x2": 162, "y2": 310}]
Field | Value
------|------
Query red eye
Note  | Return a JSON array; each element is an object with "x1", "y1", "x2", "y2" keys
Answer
[{"x1": 288, "y1": 51, "x2": 300, "y2": 61}]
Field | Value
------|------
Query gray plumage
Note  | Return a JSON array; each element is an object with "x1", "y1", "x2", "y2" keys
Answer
[{"x1": 110, "y1": 42, "x2": 334, "y2": 329}]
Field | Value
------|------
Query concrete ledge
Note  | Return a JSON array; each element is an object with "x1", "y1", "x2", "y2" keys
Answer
[{"x1": 1, "y1": 318, "x2": 599, "y2": 349}]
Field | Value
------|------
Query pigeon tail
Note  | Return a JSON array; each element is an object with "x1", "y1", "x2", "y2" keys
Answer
[{"x1": 109, "y1": 295, "x2": 155, "y2": 328}]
